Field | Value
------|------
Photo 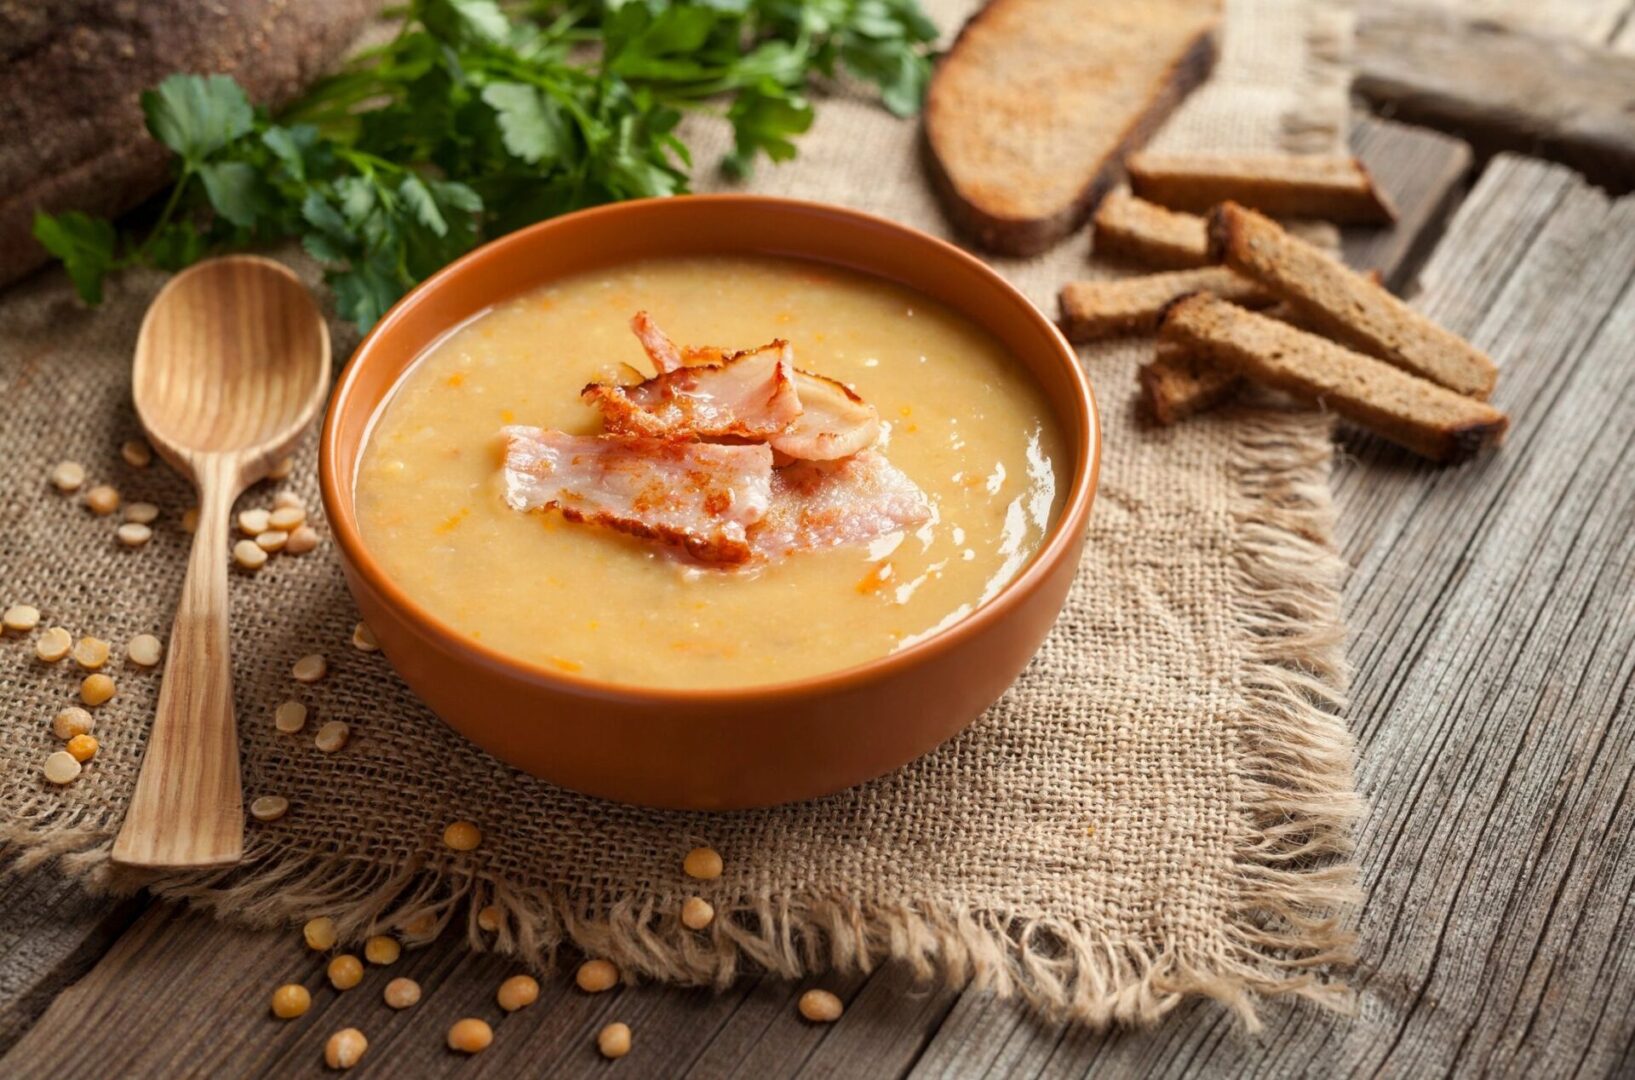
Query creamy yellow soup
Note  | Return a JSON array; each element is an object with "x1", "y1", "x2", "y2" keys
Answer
[{"x1": 356, "y1": 255, "x2": 1067, "y2": 689}]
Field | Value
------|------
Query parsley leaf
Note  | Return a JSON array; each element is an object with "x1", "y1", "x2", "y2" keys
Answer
[
  {"x1": 141, "y1": 74, "x2": 255, "y2": 167},
  {"x1": 32, "y1": 211, "x2": 118, "y2": 304}
]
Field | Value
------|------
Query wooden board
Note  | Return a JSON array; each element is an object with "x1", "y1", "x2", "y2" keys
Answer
[
  {"x1": 1356, "y1": 3, "x2": 1635, "y2": 191},
  {"x1": 1342, "y1": 119, "x2": 1472, "y2": 295}
]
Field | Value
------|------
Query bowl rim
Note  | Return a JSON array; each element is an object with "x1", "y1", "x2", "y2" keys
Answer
[{"x1": 320, "y1": 193, "x2": 1099, "y2": 704}]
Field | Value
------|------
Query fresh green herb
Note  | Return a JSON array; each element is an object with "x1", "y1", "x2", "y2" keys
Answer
[{"x1": 33, "y1": 0, "x2": 937, "y2": 331}]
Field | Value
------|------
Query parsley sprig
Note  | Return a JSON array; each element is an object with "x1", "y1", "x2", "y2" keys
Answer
[{"x1": 33, "y1": 0, "x2": 937, "y2": 330}]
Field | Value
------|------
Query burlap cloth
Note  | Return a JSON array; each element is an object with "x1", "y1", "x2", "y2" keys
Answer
[{"x1": 0, "y1": 0, "x2": 1360, "y2": 1029}]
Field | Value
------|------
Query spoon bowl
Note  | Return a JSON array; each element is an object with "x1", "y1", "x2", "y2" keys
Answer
[{"x1": 113, "y1": 256, "x2": 330, "y2": 869}]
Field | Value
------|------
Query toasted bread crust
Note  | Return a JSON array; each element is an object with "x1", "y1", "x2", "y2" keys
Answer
[
  {"x1": 925, "y1": 0, "x2": 1221, "y2": 256},
  {"x1": 1058, "y1": 267, "x2": 1270, "y2": 342},
  {"x1": 1127, "y1": 152, "x2": 1398, "y2": 223},
  {"x1": 1159, "y1": 293, "x2": 1508, "y2": 462},
  {"x1": 1209, "y1": 202, "x2": 1499, "y2": 399},
  {"x1": 1140, "y1": 341, "x2": 1241, "y2": 425},
  {"x1": 1092, "y1": 192, "x2": 1212, "y2": 268}
]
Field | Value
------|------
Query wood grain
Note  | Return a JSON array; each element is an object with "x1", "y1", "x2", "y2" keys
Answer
[{"x1": 1341, "y1": 119, "x2": 1472, "y2": 294}]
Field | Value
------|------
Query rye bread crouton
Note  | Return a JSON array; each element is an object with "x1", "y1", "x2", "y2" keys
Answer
[
  {"x1": 1092, "y1": 192, "x2": 1212, "y2": 268},
  {"x1": 1059, "y1": 267, "x2": 1270, "y2": 341},
  {"x1": 1127, "y1": 152, "x2": 1397, "y2": 223},
  {"x1": 1158, "y1": 293, "x2": 1508, "y2": 462},
  {"x1": 924, "y1": 0, "x2": 1222, "y2": 256},
  {"x1": 1209, "y1": 202, "x2": 1499, "y2": 399}
]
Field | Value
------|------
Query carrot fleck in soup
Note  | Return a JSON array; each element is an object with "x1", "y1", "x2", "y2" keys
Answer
[{"x1": 355, "y1": 255, "x2": 1068, "y2": 688}]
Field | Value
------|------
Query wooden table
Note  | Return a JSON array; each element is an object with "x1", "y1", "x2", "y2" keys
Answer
[{"x1": 4, "y1": 108, "x2": 1635, "y2": 1078}]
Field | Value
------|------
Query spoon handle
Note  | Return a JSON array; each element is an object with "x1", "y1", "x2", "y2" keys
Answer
[{"x1": 112, "y1": 459, "x2": 244, "y2": 869}]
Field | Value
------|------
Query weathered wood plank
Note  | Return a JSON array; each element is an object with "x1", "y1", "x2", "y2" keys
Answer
[
  {"x1": 1399, "y1": 0, "x2": 1635, "y2": 45},
  {"x1": 1356, "y1": 3, "x2": 1635, "y2": 191},
  {"x1": 1341, "y1": 118, "x2": 1472, "y2": 294}
]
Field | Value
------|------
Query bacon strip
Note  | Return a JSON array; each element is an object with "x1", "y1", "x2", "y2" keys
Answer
[
  {"x1": 630, "y1": 311, "x2": 684, "y2": 374},
  {"x1": 583, "y1": 341, "x2": 802, "y2": 440},
  {"x1": 770, "y1": 371, "x2": 882, "y2": 461},
  {"x1": 749, "y1": 450, "x2": 931, "y2": 559},
  {"x1": 500, "y1": 427, "x2": 773, "y2": 564}
]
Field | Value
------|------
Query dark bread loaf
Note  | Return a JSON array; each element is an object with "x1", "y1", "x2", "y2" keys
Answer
[
  {"x1": 924, "y1": 0, "x2": 1221, "y2": 256},
  {"x1": 0, "y1": 0, "x2": 382, "y2": 289}
]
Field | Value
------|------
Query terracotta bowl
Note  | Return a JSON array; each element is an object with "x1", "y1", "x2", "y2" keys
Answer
[{"x1": 320, "y1": 195, "x2": 1099, "y2": 810}]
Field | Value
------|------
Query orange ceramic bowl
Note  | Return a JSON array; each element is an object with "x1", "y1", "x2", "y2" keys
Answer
[{"x1": 321, "y1": 195, "x2": 1099, "y2": 810}]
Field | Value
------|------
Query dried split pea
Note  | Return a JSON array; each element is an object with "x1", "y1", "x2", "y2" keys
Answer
[
  {"x1": 255, "y1": 530, "x2": 288, "y2": 553},
  {"x1": 3, "y1": 604, "x2": 41, "y2": 632},
  {"x1": 52, "y1": 707, "x2": 94, "y2": 740},
  {"x1": 275, "y1": 701, "x2": 308, "y2": 733},
  {"x1": 127, "y1": 634, "x2": 162, "y2": 667},
  {"x1": 286, "y1": 525, "x2": 319, "y2": 555},
  {"x1": 238, "y1": 507, "x2": 271, "y2": 535},
  {"x1": 269, "y1": 505, "x2": 306, "y2": 532},
  {"x1": 72, "y1": 636, "x2": 110, "y2": 670},
  {"x1": 576, "y1": 958, "x2": 618, "y2": 993},
  {"x1": 798, "y1": 989, "x2": 843, "y2": 1023},
  {"x1": 497, "y1": 974, "x2": 540, "y2": 1012},
  {"x1": 383, "y1": 977, "x2": 421, "y2": 1009},
  {"x1": 274, "y1": 490, "x2": 305, "y2": 510},
  {"x1": 681, "y1": 897, "x2": 715, "y2": 930},
  {"x1": 80, "y1": 673, "x2": 116, "y2": 706},
  {"x1": 476, "y1": 905, "x2": 503, "y2": 933},
  {"x1": 84, "y1": 485, "x2": 120, "y2": 516},
  {"x1": 315, "y1": 721, "x2": 350, "y2": 753},
  {"x1": 43, "y1": 750, "x2": 81, "y2": 785},
  {"x1": 122, "y1": 501, "x2": 159, "y2": 525},
  {"x1": 597, "y1": 1022, "x2": 632, "y2": 1060},
  {"x1": 233, "y1": 539, "x2": 268, "y2": 570},
  {"x1": 65, "y1": 734, "x2": 98, "y2": 763},
  {"x1": 36, "y1": 626, "x2": 73, "y2": 662},
  {"x1": 448, "y1": 1018, "x2": 493, "y2": 1055},
  {"x1": 268, "y1": 456, "x2": 295, "y2": 480},
  {"x1": 51, "y1": 461, "x2": 85, "y2": 492},
  {"x1": 116, "y1": 523, "x2": 152, "y2": 548},
  {"x1": 304, "y1": 915, "x2": 339, "y2": 951},
  {"x1": 402, "y1": 912, "x2": 438, "y2": 937},
  {"x1": 120, "y1": 439, "x2": 152, "y2": 468},
  {"x1": 250, "y1": 795, "x2": 289, "y2": 822},
  {"x1": 324, "y1": 1028, "x2": 367, "y2": 1070},
  {"x1": 181, "y1": 507, "x2": 199, "y2": 533},
  {"x1": 683, "y1": 846, "x2": 723, "y2": 880},
  {"x1": 328, "y1": 954, "x2": 364, "y2": 991},
  {"x1": 292, "y1": 654, "x2": 327, "y2": 682},
  {"x1": 364, "y1": 935, "x2": 401, "y2": 966},
  {"x1": 351, "y1": 622, "x2": 379, "y2": 652},
  {"x1": 271, "y1": 983, "x2": 311, "y2": 1019},
  {"x1": 442, "y1": 820, "x2": 481, "y2": 852}
]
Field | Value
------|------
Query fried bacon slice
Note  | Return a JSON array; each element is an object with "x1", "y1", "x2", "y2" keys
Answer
[
  {"x1": 630, "y1": 311, "x2": 685, "y2": 374},
  {"x1": 500, "y1": 427, "x2": 773, "y2": 564},
  {"x1": 583, "y1": 341, "x2": 802, "y2": 440},
  {"x1": 770, "y1": 371, "x2": 882, "y2": 461},
  {"x1": 749, "y1": 451, "x2": 931, "y2": 559}
]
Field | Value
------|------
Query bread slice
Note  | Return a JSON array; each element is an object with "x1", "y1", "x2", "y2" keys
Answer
[
  {"x1": 1209, "y1": 202, "x2": 1499, "y2": 399},
  {"x1": 1092, "y1": 192, "x2": 1211, "y2": 268},
  {"x1": 1127, "y1": 153, "x2": 1397, "y2": 223},
  {"x1": 925, "y1": 0, "x2": 1222, "y2": 256},
  {"x1": 1059, "y1": 267, "x2": 1270, "y2": 341},
  {"x1": 1158, "y1": 293, "x2": 1508, "y2": 462}
]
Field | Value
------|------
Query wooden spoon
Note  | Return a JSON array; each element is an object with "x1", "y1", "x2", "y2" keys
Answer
[{"x1": 112, "y1": 256, "x2": 330, "y2": 869}]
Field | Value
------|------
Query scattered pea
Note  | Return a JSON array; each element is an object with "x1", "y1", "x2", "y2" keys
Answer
[
  {"x1": 683, "y1": 846, "x2": 723, "y2": 880},
  {"x1": 798, "y1": 989, "x2": 844, "y2": 1023},
  {"x1": 116, "y1": 523, "x2": 153, "y2": 547},
  {"x1": 442, "y1": 820, "x2": 481, "y2": 852},
  {"x1": 497, "y1": 974, "x2": 539, "y2": 1012},
  {"x1": 51, "y1": 461, "x2": 86, "y2": 492},
  {"x1": 597, "y1": 1022, "x2": 632, "y2": 1060},
  {"x1": 314, "y1": 721, "x2": 350, "y2": 753},
  {"x1": 269, "y1": 505, "x2": 306, "y2": 532},
  {"x1": 250, "y1": 795, "x2": 289, "y2": 822},
  {"x1": 383, "y1": 977, "x2": 421, "y2": 1010},
  {"x1": 304, "y1": 916, "x2": 339, "y2": 951},
  {"x1": 238, "y1": 508, "x2": 271, "y2": 535},
  {"x1": 120, "y1": 439, "x2": 152, "y2": 468},
  {"x1": 122, "y1": 502, "x2": 159, "y2": 525},
  {"x1": 327, "y1": 954, "x2": 364, "y2": 991},
  {"x1": 351, "y1": 622, "x2": 379, "y2": 652},
  {"x1": 3, "y1": 604, "x2": 41, "y2": 632},
  {"x1": 43, "y1": 750, "x2": 81, "y2": 785},
  {"x1": 80, "y1": 673, "x2": 116, "y2": 706},
  {"x1": 274, "y1": 700, "x2": 308, "y2": 733},
  {"x1": 72, "y1": 636, "x2": 110, "y2": 670},
  {"x1": 401, "y1": 912, "x2": 438, "y2": 938},
  {"x1": 65, "y1": 734, "x2": 98, "y2": 763},
  {"x1": 51, "y1": 707, "x2": 94, "y2": 740},
  {"x1": 681, "y1": 897, "x2": 715, "y2": 930},
  {"x1": 274, "y1": 490, "x2": 305, "y2": 511},
  {"x1": 447, "y1": 1018, "x2": 493, "y2": 1055},
  {"x1": 476, "y1": 905, "x2": 503, "y2": 933},
  {"x1": 292, "y1": 654, "x2": 327, "y2": 682},
  {"x1": 35, "y1": 626, "x2": 73, "y2": 662},
  {"x1": 271, "y1": 983, "x2": 311, "y2": 1019},
  {"x1": 286, "y1": 525, "x2": 319, "y2": 555},
  {"x1": 233, "y1": 539, "x2": 268, "y2": 570},
  {"x1": 126, "y1": 634, "x2": 162, "y2": 667},
  {"x1": 268, "y1": 456, "x2": 295, "y2": 481},
  {"x1": 324, "y1": 1028, "x2": 367, "y2": 1070},
  {"x1": 576, "y1": 958, "x2": 619, "y2": 993},
  {"x1": 364, "y1": 935, "x2": 401, "y2": 966},
  {"x1": 84, "y1": 485, "x2": 120, "y2": 516},
  {"x1": 255, "y1": 530, "x2": 289, "y2": 553}
]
